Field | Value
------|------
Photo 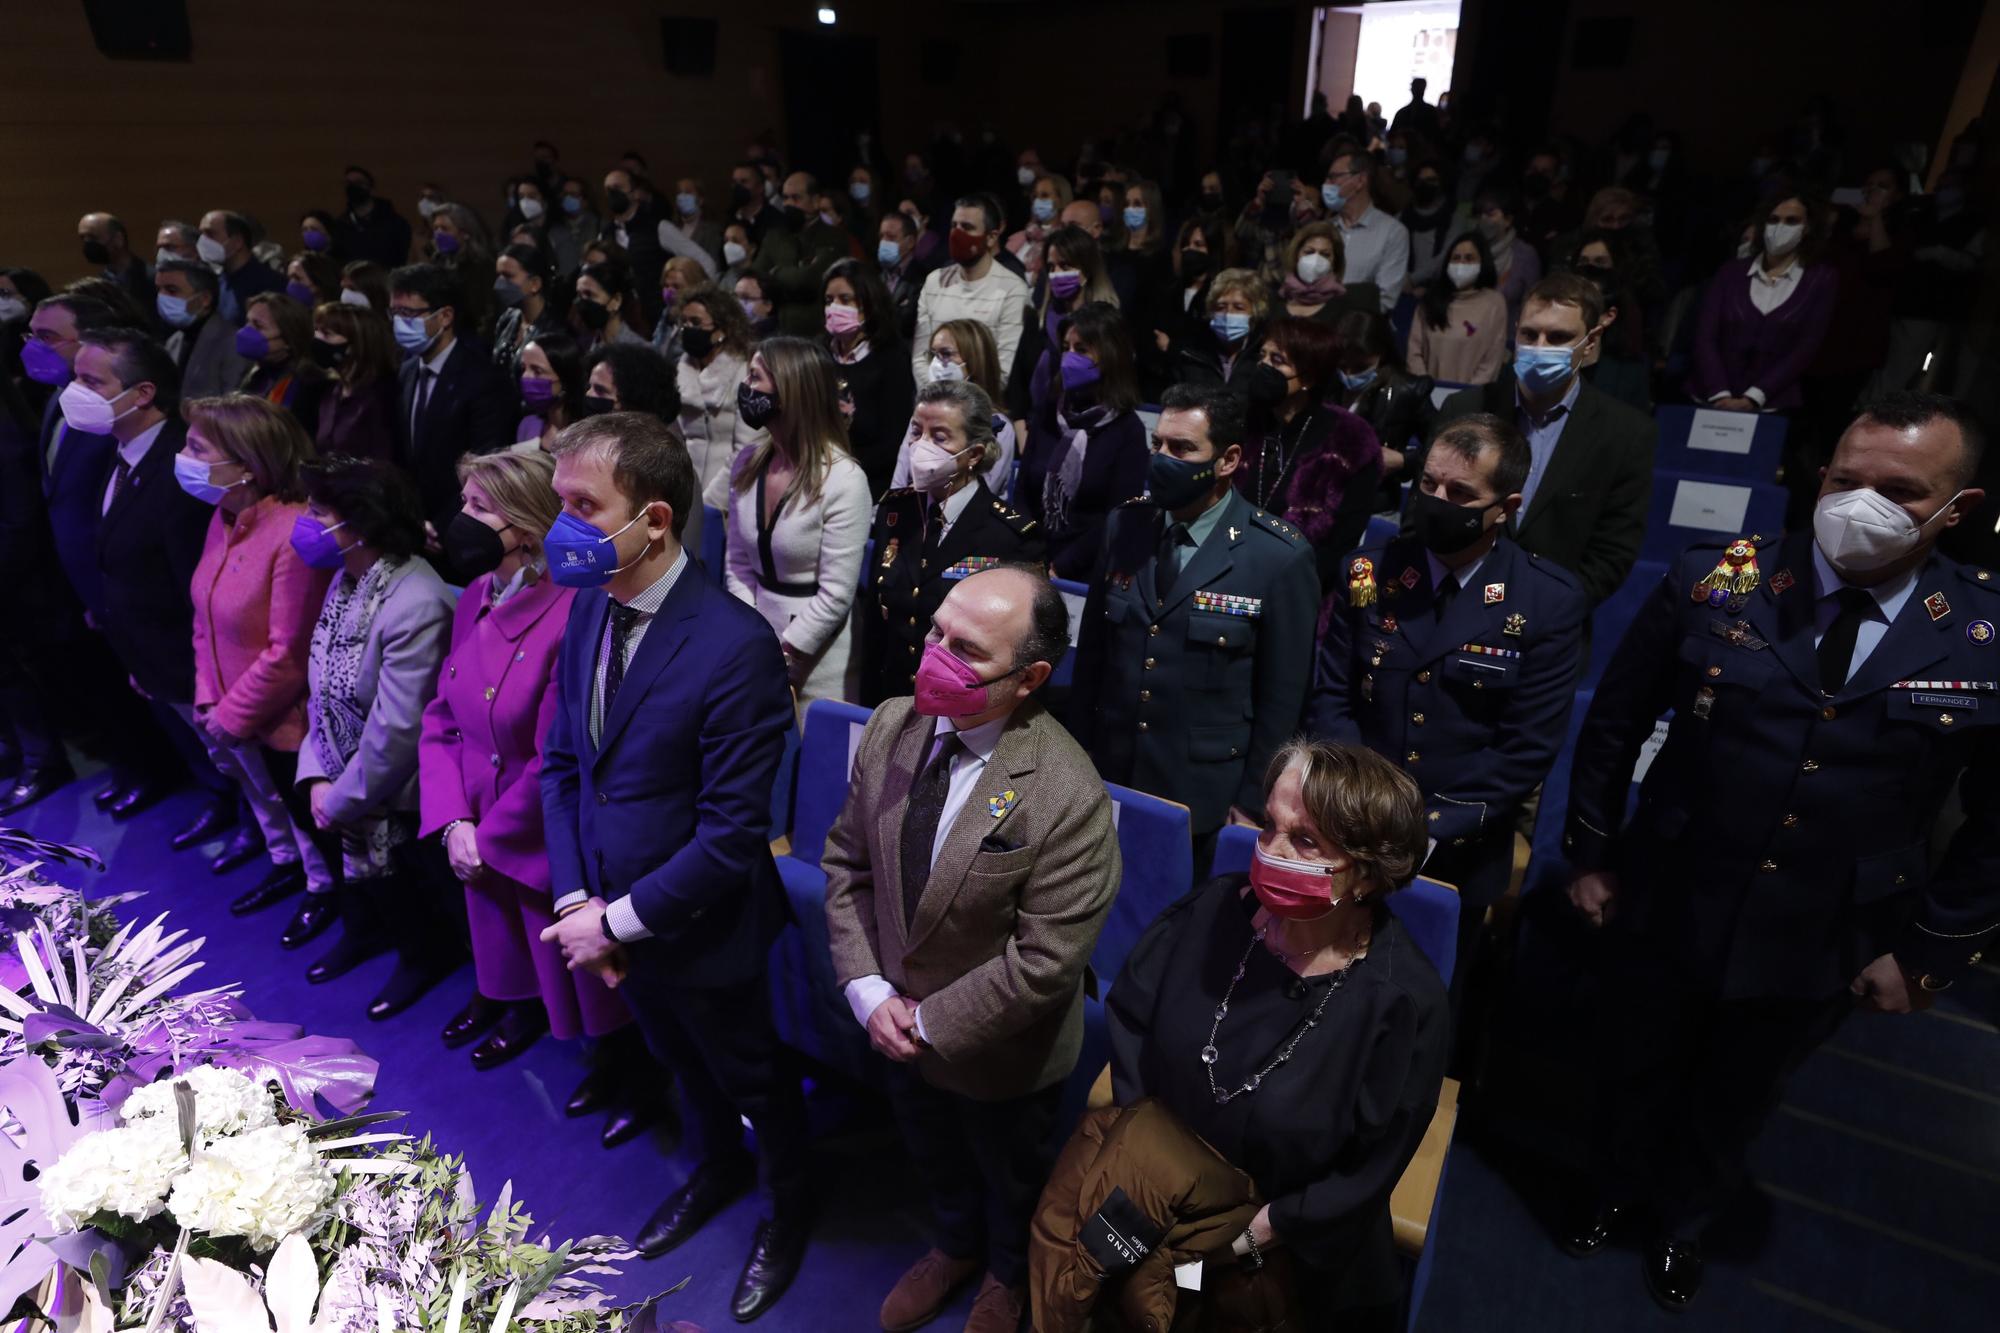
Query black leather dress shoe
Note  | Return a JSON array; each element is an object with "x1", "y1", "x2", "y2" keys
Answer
[
  {"x1": 442, "y1": 995, "x2": 507, "y2": 1048},
  {"x1": 1644, "y1": 1236, "x2": 1704, "y2": 1311},
  {"x1": 1560, "y1": 1196, "x2": 1626, "y2": 1258},
  {"x1": 731, "y1": 1208, "x2": 810, "y2": 1322},
  {"x1": 284, "y1": 897, "x2": 343, "y2": 954},
  {"x1": 209, "y1": 825, "x2": 265, "y2": 874},
  {"x1": 93, "y1": 779, "x2": 126, "y2": 810},
  {"x1": 110, "y1": 781, "x2": 166, "y2": 821},
  {"x1": 232, "y1": 864, "x2": 306, "y2": 916},
  {"x1": 602, "y1": 1098, "x2": 679, "y2": 1151},
  {"x1": 368, "y1": 959, "x2": 449, "y2": 1021},
  {"x1": 566, "y1": 1064, "x2": 618, "y2": 1118},
  {"x1": 636, "y1": 1156, "x2": 754, "y2": 1259},
  {"x1": 169, "y1": 800, "x2": 236, "y2": 849},
  {"x1": 0, "y1": 768, "x2": 73, "y2": 816},
  {"x1": 469, "y1": 1004, "x2": 548, "y2": 1068}
]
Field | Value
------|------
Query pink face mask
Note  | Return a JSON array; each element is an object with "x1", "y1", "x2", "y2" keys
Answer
[
  {"x1": 825, "y1": 302, "x2": 864, "y2": 336},
  {"x1": 1248, "y1": 844, "x2": 1349, "y2": 920},
  {"x1": 913, "y1": 641, "x2": 1013, "y2": 717}
]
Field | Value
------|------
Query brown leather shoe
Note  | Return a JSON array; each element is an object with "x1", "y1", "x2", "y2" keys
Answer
[
  {"x1": 879, "y1": 1248, "x2": 979, "y2": 1332},
  {"x1": 961, "y1": 1274, "x2": 1026, "y2": 1333}
]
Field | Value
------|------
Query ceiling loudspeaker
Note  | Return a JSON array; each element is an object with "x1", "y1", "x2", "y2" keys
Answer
[
  {"x1": 660, "y1": 16, "x2": 718, "y2": 76},
  {"x1": 83, "y1": 0, "x2": 192, "y2": 61}
]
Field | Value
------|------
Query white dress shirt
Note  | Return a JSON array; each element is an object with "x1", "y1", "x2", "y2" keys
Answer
[
  {"x1": 1810, "y1": 543, "x2": 1919, "y2": 686},
  {"x1": 843, "y1": 709, "x2": 1013, "y2": 1040},
  {"x1": 101, "y1": 420, "x2": 167, "y2": 515}
]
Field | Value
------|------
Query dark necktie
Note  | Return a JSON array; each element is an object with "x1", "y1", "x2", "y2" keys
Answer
[
  {"x1": 412, "y1": 366, "x2": 435, "y2": 446},
  {"x1": 900, "y1": 731, "x2": 962, "y2": 926},
  {"x1": 110, "y1": 455, "x2": 133, "y2": 508},
  {"x1": 1432, "y1": 571, "x2": 1460, "y2": 622},
  {"x1": 1157, "y1": 521, "x2": 1189, "y2": 596},
  {"x1": 1817, "y1": 587, "x2": 1875, "y2": 694},
  {"x1": 601, "y1": 601, "x2": 642, "y2": 722}
]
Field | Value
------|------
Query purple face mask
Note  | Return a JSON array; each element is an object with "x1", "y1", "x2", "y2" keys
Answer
[
  {"x1": 1060, "y1": 350, "x2": 1102, "y2": 391},
  {"x1": 290, "y1": 515, "x2": 352, "y2": 570},
  {"x1": 433, "y1": 230, "x2": 461, "y2": 256},
  {"x1": 520, "y1": 375, "x2": 558, "y2": 409},
  {"x1": 21, "y1": 338, "x2": 70, "y2": 387},
  {"x1": 285, "y1": 280, "x2": 317, "y2": 307},
  {"x1": 1048, "y1": 270, "x2": 1083, "y2": 301},
  {"x1": 234, "y1": 324, "x2": 272, "y2": 361},
  {"x1": 302, "y1": 229, "x2": 331, "y2": 253}
]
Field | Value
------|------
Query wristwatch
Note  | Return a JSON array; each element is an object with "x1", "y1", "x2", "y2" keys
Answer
[
  {"x1": 1913, "y1": 972, "x2": 1953, "y2": 992},
  {"x1": 600, "y1": 910, "x2": 619, "y2": 943}
]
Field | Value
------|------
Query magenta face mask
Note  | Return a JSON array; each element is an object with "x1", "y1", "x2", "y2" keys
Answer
[{"x1": 913, "y1": 642, "x2": 1015, "y2": 717}]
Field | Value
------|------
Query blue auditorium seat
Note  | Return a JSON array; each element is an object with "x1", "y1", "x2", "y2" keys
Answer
[
  {"x1": 1583, "y1": 559, "x2": 1668, "y2": 689},
  {"x1": 1048, "y1": 577, "x2": 1088, "y2": 689},
  {"x1": 1639, "y1": 470, "x2": 1788, "y2": 566}
]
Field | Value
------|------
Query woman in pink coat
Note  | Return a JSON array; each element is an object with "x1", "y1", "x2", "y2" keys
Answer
[
  {"x1": 178, "y1": 395, "x2": 334, "y2": 930},
  {"x1": 417, "y1": 449, "x2": 654, "y2": 1145}
]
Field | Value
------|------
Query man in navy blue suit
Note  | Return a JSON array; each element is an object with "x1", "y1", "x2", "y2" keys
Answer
[{"x1": 538, "y1": 412, "x2": 808, "y2": 1323}]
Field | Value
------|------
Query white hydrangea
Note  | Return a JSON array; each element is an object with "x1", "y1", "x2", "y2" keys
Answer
[
  {"x1": 123, "y1": 1065, "x2": 279, "y2": 1142},
  {"x1": 167, "y1": 1122, "x2": 336, "y2": 1250},
  {"x1": 39, "y1": 1120, "x2": 189, "y2": 1230}
]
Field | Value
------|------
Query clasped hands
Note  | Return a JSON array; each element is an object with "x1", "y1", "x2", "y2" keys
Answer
[
  {"x1": 1566, "y1": 870, "x2": 1931, "y2": 1013},
  {"x1": 866, "y1": 994, "x2": 925, "y2": 1063},
  {"x1": 540, "y1": 897, "x2": 629, "y2": 988}
]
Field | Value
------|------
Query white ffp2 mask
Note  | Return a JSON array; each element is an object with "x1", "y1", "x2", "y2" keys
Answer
[{"x1": 1813, "y1": 487, "x2": 1959, "y2": 575}]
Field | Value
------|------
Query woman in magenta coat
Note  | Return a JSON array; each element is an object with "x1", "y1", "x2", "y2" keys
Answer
[{"x1": 416, "y1": 450, "x2": 636, "y2": 1082}]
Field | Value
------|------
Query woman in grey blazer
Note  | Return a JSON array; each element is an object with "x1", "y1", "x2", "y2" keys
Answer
[{"x1": 287, "y1": 455, "x2": 458, "y2": 1019}]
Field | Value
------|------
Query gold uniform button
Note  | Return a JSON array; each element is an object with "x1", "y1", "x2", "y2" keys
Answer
[
  {"x1": 1759, "y1": 860, "x2": 1778, "y2": 873},
  {"x1": 1411, "y1": 712, "x2": 1425, "y2": 725},
  {"x1": 1781, "y1": 813, "x2": 1798, "y2": 827},
  {"x1": 484, "y1": 686, "x2": 496, "y2": 700},
  {"x1": 1144, "y1": 657, "x2": 1156, "y2": 670},
  {"x1": 1941, "y1": 712, "x2": 1956, "y2": 726},
  {"x1": 1981, "y1": 571, "x2": 1992, "y2": 581},
  {"x1": 1894, "y1": 873, "x2": 1907, "y2": 885},
  {"x1": 1802, "y1": 759, "x2": 1819, "y2": 772},
  {"x1": 1216, "y1": 636, "x2": 1228, "y2": 645},
  {"x1": 1472, "y1": 679, "x2": 1485, "y2": 689},
  {"x1": 909, "y1": 616, "x2": 917, "y2": 626},
  {"x1": 1706, "y1": 666, "x2": 1722, "y2": 678},
  {"x1": 1139, "y1": 690, "x2": 1151, "y2": 702},
  {"x1": 1416, "y1": 670, "x2": 1432, "y2": 683},
  {"x1": 1148, "y1": 624, "x2": 1160, "y2": 637},
  {"x1": 1428, "y1": 811, "x2": 1441, "y2": 822},
  {"x1": 1406, "y1": 750, "x2": 1420, "y2": 762},
  {"x1": 1137, "y1": 722, "x2": 1149, "y2": 732},
  {"x1": 1371, "y1": 656, "x2": 1383, "y2": 666},
  {"x1": 1821, "y1": 706, "x2": 1836, "y2": 720}
]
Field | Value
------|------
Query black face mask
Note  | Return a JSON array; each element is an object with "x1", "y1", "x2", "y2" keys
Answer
[
  {"x1": 574, "y1": 297, "x2": 611, "y2": 331},
  {"x1": 1522, "y1": 174, "x2": 1551, "y2": 203},
  {"x1": 1409, "y1": 489, "x2": 1496, "y2": 555},
  {"x1": 442, "y1": 511, "x2": 514, "y2": 580},
  {"x1": 1199, "y1": 191, "x2": 1224, "y2": 212},
  {"x1": 309, "y1": 338, "x2": 350, "y2": 371},
  {"x1": 782, "y1": 205, "x2": 809, "y2": 232},
  {"x1": 579, "y1": 393, "x2": 616, "y2": 418},
  {"x1": 1147, "y1": 451, "x2": 1218, "y2": 510},
  {"x1": 81, "y1": 239, "x2": 110, "y2": 266},
  {"x1": 680, "y1": 325, "x2": 715, "y2": 360},
  {"x1": 737, "y1": 380, "x2": 779, "y2": 429},
  {"x1": 344, "y1": 181, "x2": 371, "y2": 209},
  {"x1": 1244, "y1": 362, "x2": 1290, "y2": 409},
  {"x1": 1179, "y1": 250, "x2": 1211, "y2": 281},
  {"x1": 493, "y1": 277, "x2": 525, "y2": 308},
  {"x1": 606, "y1": 188, "x2": 632, "y2": 215},
  {"x1": 731, "y1": 182, "x2": 756, "y2": 210},
  {"x1": 1412, "y1": 181, "x2": 1442, "y2": 206}
]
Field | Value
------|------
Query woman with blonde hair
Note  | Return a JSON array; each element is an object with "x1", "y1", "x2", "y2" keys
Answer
[
  {"x1": 1174, "y1": 267, "x2": 1273, "y2": 394},
  {"x1": 1006, "y1": 172, "x2": 1074, "y2": 287},
  {"x1": 890, "y1": 318, "x2": 1015, "y2": 492},
  {"x1": 1280, "y1": 222, "x2": 1348, "y2": 323},
  {"x1": 311, "y1": 299, "x2": 400, "y2": 462},
  {"x1": 724, "y1": 336, "x2": 872, "y2": 704},
  {"x1": 176, "y1": 394, "x2": 336, "y2": 929}
]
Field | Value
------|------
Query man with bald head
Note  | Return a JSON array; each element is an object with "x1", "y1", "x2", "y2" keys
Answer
[
  {"x1": 1562, "y1": 391, "x2": 2000, "y2": 1310},
  {"x1": 77, "y1": 212, "x2": 151, "y2": 306},
  {"x1": 824, "y1": 564, "x2": 1118, "y2": 1332},
  {"x1": 761, "y1": 169, "x2": 852, "y2": 335}
]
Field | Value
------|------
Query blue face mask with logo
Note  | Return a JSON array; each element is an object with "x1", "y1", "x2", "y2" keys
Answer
[
  {"x1": 1514, "y1": 344, "x2": 1575, "y2": 395},
  {"x1": 1210, "y1": 311, "x2": 1250, "y2": 343},
  {"x1": 544, "y1": 508, "x2": 653, "y2": 587}
]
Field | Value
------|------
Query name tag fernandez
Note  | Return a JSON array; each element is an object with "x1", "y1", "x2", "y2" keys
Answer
[{"x1": 1911, "y1": 693, "x2": 1979, "y2": 709}]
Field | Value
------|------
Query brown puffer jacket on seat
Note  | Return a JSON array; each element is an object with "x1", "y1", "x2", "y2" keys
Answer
[{"x1": 1029, "y1": 1098, "x2": 1302, "y2": 1332}]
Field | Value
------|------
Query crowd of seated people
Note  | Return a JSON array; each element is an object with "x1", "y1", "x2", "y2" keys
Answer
[{"x1": 0, "y1": 87, "x2": 1993, "y2": 1332}]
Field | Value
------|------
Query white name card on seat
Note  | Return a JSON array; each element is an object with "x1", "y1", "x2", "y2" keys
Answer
[
  {"x1": 1061, "y1": 590, "x2": 1087, "y2": 647},
  {"x1": 846, "y1": 722, "x2": 866, "y2": 781},
  {"x1": 1667, "y1": 479, "x2": 1751, "y2": 535},
  {"x1": 1688, "y1": 408, "x2": 1755, "y2": 455}
]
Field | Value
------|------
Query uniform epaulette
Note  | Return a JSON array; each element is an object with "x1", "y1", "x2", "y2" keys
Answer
[
  {"x1": 1116, "y1": 493, "x2": 1158, "y2": 509},
  {"x1": 1249, "y1": 508, "x2": 1308, "y2": 546},
  {"x1": 1523, "y1": 549, "x2": 1583, "y2": 591},
  {"x1": 991, "y1": 498, "x2": 1039, "y2": 534},
  {"x1": 880, "y1": 486, "x2": 920, "y2": 501}
]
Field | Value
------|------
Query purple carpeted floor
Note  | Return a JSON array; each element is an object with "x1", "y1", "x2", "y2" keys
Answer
[{"x1": 14, "y1": 772, "x2": 941, "y2": 1331}]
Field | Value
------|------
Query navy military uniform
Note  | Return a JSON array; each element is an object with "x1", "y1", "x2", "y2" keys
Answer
[
  {"x1": 860, "y1": 479, "x2": 1044, "y2": 707},
  {"x1": 1070, "y1": 487, "x2": 1319, "y2": 837},
  {"x1": 1310, "y1": 533, "x2": 1585, "y2": 983},
  {"x1": 1566, "y1": 531, "x2": 2000, "y2": 1236}
]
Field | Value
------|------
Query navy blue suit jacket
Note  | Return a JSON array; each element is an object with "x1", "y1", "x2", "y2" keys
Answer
[
  {"x1": 540, "y1": 564, "x2": 794, "y2": 988},
  {"x1": 38, "y1": 397, "x2": 116, "y2": 614}
]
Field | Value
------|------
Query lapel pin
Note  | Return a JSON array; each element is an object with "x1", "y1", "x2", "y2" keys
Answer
[
  {"x1": 1926, "y1": 592, "x2": 1951, "y2": 621},
  {"x1": 1484, "y1": 583, "x2": 1506, "y2": 605},
  {"x1": 1380, "y1": 615, "x2": 1398, "y2": 634},
  {"x1": 1400, "y1": 567, "x2": 1421, "y2": 590},
  {"x1": 1969, "y1": 620, "x2": 1994, "y2": 645},
  {"x1": 1228, "y1": 526, "x2": 1241, "y2": 541},
  {"x1": 1502, "y1": 612, "x2": 1526, "y2": 637},
  {"x1": 1769, "y1": 569, "x2": 1795, "y2": 596},
  {"x1": 988, "y1": 789, "x2": 1017, "y2": 818}
]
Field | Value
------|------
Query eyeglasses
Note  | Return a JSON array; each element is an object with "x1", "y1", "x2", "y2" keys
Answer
[
  {"x1": 22, "y1": 330, "x2": 73, "y2": 347},
  {"x1": 388, "y1": 305, "x2": 433, "y2": 320}
]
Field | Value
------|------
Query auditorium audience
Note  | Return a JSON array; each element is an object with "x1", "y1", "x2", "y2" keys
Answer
[
  {"x1": 388, "y1": 263, "x2": 513, "y2": 543},
  {"x1": 1175, "y1": 267, "x2": 1269, "y2": 394},
  {"x1": 912, "y1": 196, "x2": 1030, "y2": 386},
  {"x1": 178, "y1": 395, "x2": 334, "y2": 919},
  {"x1": 1019, "y1": 301, "x2": 1146, "y2": 580},
  {"x1": 1407, "y1": 231, "x2": 1511, "y2": 385},
  {"x1": 291, "y1": 454, "x2": 457, "y2": 1019},
  {"x1": 652, "y1": 255, "x2": 711, "y2": 364},
  {"x1": 76, "y1": 212, "x2": 151, "y2": 308},
  {"x1": 155, "y1": 260, "x2": 250, "y2": 401},
  {"x1": 1282, "y1": 223, "x2": 1348, "y2": 324},
  {"x1": 571, "y1": 257, "x2": 648, "y2": 353},
  {"x1": 310, "y1": 300, "x2": 400, "y2": 464},
  {"x1": 1005, "y1": 173, "x2": 1072, "y2": 288},
  {"x1": 723, "y1": 338, "x2": 871, "y2": 705},
  {"x1": 1331, "y1": 310, "x2": 1435, "y2": 499},
  {"x1": 333, "y1": 167, "x2": 412, "y2": 269},
  {"x1": 1105, "y1": 739, "x2": 1448, "y2": 1332},
  {"x1": 199, "y1": 209, "x2": 286, "y2": 322},
  {"x1": 821, "y1": 259, "x2": 914, "y2": 496},
  {"x1": 490, "y1": 242, "x2": 564, "y2": 372},
  {"x1": 515, "y1": 332, "x2": 585, "y2": 451},
  {"x1": 1475, "y1": 186, "x2": 1543, "y2": 330},
  {"x1": 671, "y1": 284, "x2": 765, "y2": 508},
  {"x1": 1324, "y1": 150, "x2": 1410, "y2": 314},
  {"x1": 1686, "y1": 190, "x2": 1838, "y2": 414},
  {"x1": 236, "y1": 293, "x2": 328, "y2": 427},
  {"x1": 891, "y1": 319, "x2": 1017, "y2": 493},
  {"x1": 285, "y1": 251, "x2": 341, "y2": 309}
]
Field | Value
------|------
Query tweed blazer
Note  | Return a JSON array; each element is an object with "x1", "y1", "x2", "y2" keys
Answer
[{"x1": 823, "y1": 695, "x2": 1120, "y2": 1101}]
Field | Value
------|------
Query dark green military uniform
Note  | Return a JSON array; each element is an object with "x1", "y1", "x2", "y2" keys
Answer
[
  {"x1": 860, "y1": 478, "x2": 1045, "y2": 706},
  {"x1": 1070, "y1": 487, "x2": 1320, "y2": 836}
]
